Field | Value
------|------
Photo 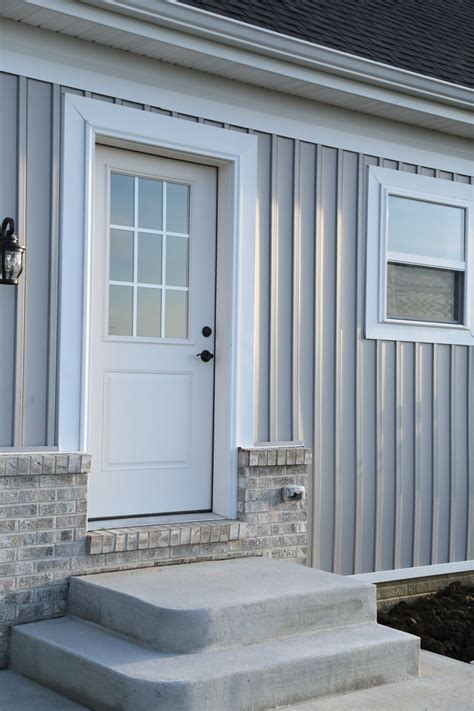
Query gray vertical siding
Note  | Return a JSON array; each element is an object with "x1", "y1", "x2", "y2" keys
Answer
[{"x1": 0, "y1": 72, "x2": 471, "y2": 573}]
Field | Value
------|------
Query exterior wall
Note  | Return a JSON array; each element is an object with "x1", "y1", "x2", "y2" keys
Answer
[
  {"x1": 0, "y1": 69, "x2": 472, "y2": 575},
  {"x1": 0, "y1": 449, "x2": 308, "y2": 668}
]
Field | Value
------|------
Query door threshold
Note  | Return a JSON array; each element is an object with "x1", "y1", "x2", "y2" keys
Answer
[{"x1": 87, "y1": 512, "x2": 226, "y2": 531}]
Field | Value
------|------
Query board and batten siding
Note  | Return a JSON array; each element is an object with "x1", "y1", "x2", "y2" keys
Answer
[{"x1": 0, "y1": 72, "x2": 472, "y2": 574}]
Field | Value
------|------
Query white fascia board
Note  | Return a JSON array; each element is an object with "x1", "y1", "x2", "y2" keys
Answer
[
  {"x1": 2, "y1": 0, "x2": 474, "y2": 137},
  {"x1": 2, "y1": 19, "x2": 474, "y2": 177}
]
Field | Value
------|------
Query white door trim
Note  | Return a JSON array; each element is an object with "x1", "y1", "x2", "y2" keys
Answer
[{"x1": 58, "y1": 93, "x2": 258, "y2": 518}]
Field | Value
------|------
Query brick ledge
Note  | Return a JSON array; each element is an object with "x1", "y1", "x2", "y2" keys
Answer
[
  {"x1": 239, "y1": 447, "x2": 312, "y2": 467},
  {"x1": 86, "y1": 520, "x2": 247, "y2": 555}
]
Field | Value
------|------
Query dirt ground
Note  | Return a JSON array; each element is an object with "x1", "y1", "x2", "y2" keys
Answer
[{"x1": 378, "y1": 581, "x2": 474, "y2": 663}]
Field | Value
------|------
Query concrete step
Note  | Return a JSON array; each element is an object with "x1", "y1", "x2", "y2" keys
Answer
[
  {"x1": 10, "y1": 616, "x2": 419, "y2": 711},
  {"x1": 67, "y1": 558, "x2": 376, "y2": 652}
]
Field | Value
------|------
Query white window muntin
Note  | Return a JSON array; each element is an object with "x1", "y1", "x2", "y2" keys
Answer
[{"x1": 367, "y1": 166, "x2": 474, "y2": 345}]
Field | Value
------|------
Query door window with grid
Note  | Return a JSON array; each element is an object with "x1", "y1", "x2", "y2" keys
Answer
[{"x1": 108, "y1": 172, "x2": 190, "y2": 339}]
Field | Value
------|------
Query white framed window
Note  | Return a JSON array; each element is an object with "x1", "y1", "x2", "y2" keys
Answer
[{"x1": 366, "y1": 166, "x2": 473, "y2": 345}]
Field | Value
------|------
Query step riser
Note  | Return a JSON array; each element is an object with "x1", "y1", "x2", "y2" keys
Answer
[
  {"x1": 11, "y1": 629, "x2": 418, "y2": 711},
  {"x1": 68, "y1": 579, "x2": 376, "y2": 652}
]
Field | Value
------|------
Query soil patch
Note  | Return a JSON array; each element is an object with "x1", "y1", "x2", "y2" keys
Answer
[{"x1": 378, "y1": 581, "x2": 474, "y2": 663}]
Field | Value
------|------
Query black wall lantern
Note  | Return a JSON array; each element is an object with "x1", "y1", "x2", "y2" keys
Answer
[{"x1": 0, "y1": 218, "x2": 26, "y2": 285}]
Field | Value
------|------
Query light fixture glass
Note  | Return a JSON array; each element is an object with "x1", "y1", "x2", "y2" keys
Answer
[{"x1": 0, "y1": 218, "x2": 26, "y2": 285}]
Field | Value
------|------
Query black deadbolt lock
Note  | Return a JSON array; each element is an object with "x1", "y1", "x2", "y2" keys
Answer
[{"x1": 202, "y1": 326, "x2": 212, "y2": 337}]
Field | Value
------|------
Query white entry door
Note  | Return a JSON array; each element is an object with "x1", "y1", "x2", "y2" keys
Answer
[{"x1": 88, "y1": 146, "x2": 217, "y2": 519}]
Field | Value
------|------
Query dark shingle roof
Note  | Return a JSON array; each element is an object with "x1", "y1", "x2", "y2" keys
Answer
[{"x1": 179, "y1": 0, "x2": 474, "y2": 89}]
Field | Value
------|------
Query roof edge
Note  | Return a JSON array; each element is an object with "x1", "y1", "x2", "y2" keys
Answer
[{"x1": 78, "y1": 0, "x2": 474, "y2": 105}]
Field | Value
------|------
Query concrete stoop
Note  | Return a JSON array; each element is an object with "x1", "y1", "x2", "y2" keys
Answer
[{"x1": 9, "y1": 558, "x2": 419, "y2": 710}]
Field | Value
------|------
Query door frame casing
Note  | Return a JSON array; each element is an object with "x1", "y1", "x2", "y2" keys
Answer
[{"x1": 58, "y1": 93, "x2": 258, "y2": 518}]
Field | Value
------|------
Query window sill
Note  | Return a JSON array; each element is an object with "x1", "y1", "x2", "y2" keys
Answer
[{"x1": 365, "y1": 321, "x2": 473, "y2": 345}]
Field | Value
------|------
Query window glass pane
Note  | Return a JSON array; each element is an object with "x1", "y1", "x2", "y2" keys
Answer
[
  {"x1": 166, "y1": 236, "x2": 189, "y2": 287},
  {"x1": 137, "y1": 287, "x2": 162, "y2": 337},
  {"x1": 110, "y1": 229, "x2": 134, "y2": 282},
  {"x1": 166, "y1": 183, "x2": 189, "y2": 233},
  {"x1": 110, "y1": 173, "x2": 134, "y2": 226},
  {"x1": 387, "y1": 263, "x2": 463, "y2": 324},
  {"x1": 388, "y1": 196, "x2": 465, "y2": 261},
  {"x1": 138, "y1": 178, "x2": 163, "y2": 230},
  {"x1": 138, "y1": 233, "x2": 162, "y2": 285},
  {"x1": 109, "y1": 285, "x2": 133, "y2": 336},
  {"x1": 165, "y1": 290, "x2": 188, "y2": 338}
]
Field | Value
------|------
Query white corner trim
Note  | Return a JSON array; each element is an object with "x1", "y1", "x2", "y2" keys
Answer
[
  {"x1": 58, "y1": 93, "x2": 258, "y2": 517},
  {"x1": 350, "y1": 560, "x2": 474, "y2": 584},
  {"x1": 366, "y1": 166, "x2": 474, "y2": 346}
]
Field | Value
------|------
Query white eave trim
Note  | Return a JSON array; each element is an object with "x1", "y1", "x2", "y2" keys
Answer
[
  {"x1": 86, "y1": 0, "x2": 474, "y2": 108},
  {"x1": 2, "y1": 0, "x2": 474, "y2": 138}
]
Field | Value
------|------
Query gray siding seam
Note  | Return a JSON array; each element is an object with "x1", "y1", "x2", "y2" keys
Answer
[
  {"x1": 374, "y1": 340, "x2": 384, "y2": 572},
  {"x1": 14, "y1": 76, "x2": 28, "y2": 447},
  {"x1": 332, "y1": 148, "x2": 343, "y2": 573},
  {"x1": 292, "y1": 139, "x2": 301, "y2": 443},
  {"x1": 394, "y1": 343, "x2": 403, "y2": 569},
  {"x1": 311, "y1": 144, "x2": 324, "y2": 569},
  {"x1": 413, "y1": 342, "x2": 421, "y2": 567},
  {"x1": 269, "y1": 134, "x2": 278, "y2": 441},
  {"x1": 47, "y1": 83, "x2": 61, "y2": 447},
  {"x1": 353, "y1": 153, "x2": 364, "y2": 574},
  {"x1": 431, "y1": 345, "x2": 439, "y2": 564},
  {"x1": 449, "y1": 348, "x2": 455, "y2": 562}
]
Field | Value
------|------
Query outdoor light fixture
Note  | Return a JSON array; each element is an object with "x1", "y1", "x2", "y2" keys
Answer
[{"x1": 0, "y1": 218, "x2": 26, "y2": 285}]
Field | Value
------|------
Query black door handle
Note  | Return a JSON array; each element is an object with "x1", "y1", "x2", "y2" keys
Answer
[{"x1": 196, "y1": 350, "x2": 214, "y2": 363}]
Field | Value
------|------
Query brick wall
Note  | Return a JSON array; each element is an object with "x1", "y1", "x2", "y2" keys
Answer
[
  {"x1": 0, "y1": 447, "x2": 309, "y2": 668},
  {"x1": 0, "y1": 454, "x2": 89, "y2": 669}
]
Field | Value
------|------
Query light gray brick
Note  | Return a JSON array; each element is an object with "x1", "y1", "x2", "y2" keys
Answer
[
  {"x1": 6, "y1": 459, "x2": 18, "y2": 477},
  {"x1": 80, "y1": 455, "x2": 92, "y2": 472},
  {"x1": 158, "y1": 528, "x2": 170, "y2": 547},
  {"x1": 180, "y1": 526, "x2": 191, "y2": 545},
  {"x1": 138, "y1": 530, "x2": 149, "y2": 549},
  {"x1": 18, "y1": 545, "x2": 54, "y2": 560},
  {"x1": 30, "y1": 456, "x2": 43, "y2": 475},
  {"x1": 87, "y1": 534, "x2": 103, "y2": 555},
  {"x1": 170, "y1": 528, "x2": 181, "y2": 546},
  {"x1": 68, "y1": 454, "x2": 81, "y2": 473},
  {"x1": 41, "y1": 455, "x2": 55, "y2": 475},
  {"x1": 238, "y1": 449, "x2": 249, "y2": 467},
  {"x1": 17, "y1": 457, "x2": 31, "y2": 475}
]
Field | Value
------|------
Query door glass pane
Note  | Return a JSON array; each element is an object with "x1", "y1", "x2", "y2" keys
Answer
[
  {"x1": 138, "y1": 178, "x2": 163, "y2": 230},
  {"x1": 110, "y1": 173, "x2": 134, "y2": 226},
  {"x1": 109, "y1": 285, "x2": 133, "y2": 336},
  {"x1": 167, "y1": 183, "x2": 189, "y2": 233},
  {"x1": 110, "y1": 229, "x2": 134, "y2": 282},
  {"x1": 388, "y1": 196, "x2": 465, "y2": 261},
  {"x1": 138, "y1": 233, "x2": 162, "y2": 285},
  {"x1": 387, "y1": 263, "x2": 463, "y2": 324},
  {"x1": 137, "y1": 287, "x2": 162, "y2": 337},
  {"x1": 165, "y1": 290, "x2": 188, "y2": 338},
  {"x1": 166, "y1": 236, "x2": 189, "y2": 287}
]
